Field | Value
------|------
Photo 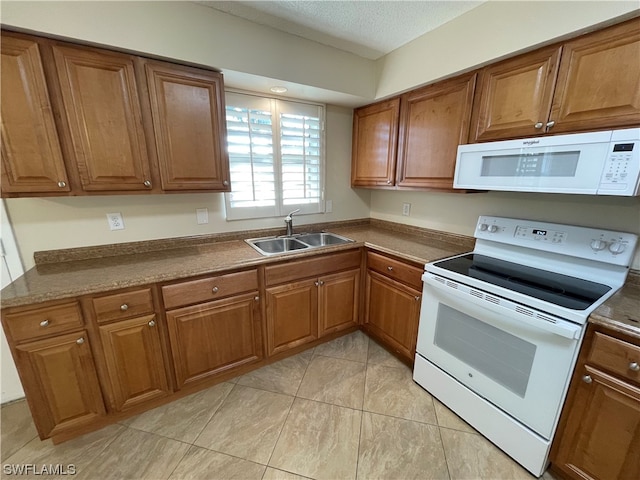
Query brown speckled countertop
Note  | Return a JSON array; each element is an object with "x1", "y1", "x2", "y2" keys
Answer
[
  {"x1": 590, "y1": 283, "x2": 640, "y2": 340},
  {"x1": 0, "y1": 220, "x2": 472, "y2": 309},
  {"x1": 2, "y1": 218, "x2": 638, "y2": 342}
]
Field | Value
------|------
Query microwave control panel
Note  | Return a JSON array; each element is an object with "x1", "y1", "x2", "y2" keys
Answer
[{"x1": 597, "y1": 136, "x2": 639, "y2": 196}]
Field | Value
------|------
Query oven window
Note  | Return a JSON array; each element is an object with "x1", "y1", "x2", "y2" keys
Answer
[
  {"x1": 434, "y1": 304, "x2": 536, "y2": 397},
  {"x1": 480, "y1": 151, "x2": 580, "y2": 177}
]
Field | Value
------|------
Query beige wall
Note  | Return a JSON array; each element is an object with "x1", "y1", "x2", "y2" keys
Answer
[
  {"x1": 375, "y1": 1, "x2": 640, "y2": 98},
  {"x1": 2, "y1": 0, "x2": 639, "y2": 273},
  {"x1": 5, "y1": 106, "x2": 369, "y2": 270}
]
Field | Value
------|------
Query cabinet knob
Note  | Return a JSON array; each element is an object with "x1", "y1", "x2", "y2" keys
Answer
[
  {"x1": 143, "y1": 180, "x2": 152, "y2": 188},
  {"x1": 57, "y1": 181, "x2": 67, "y2": 188},
  {"x1": 534, "y1": 122, "x2": 543, "y2": 129},
  {"x1": 582, "y1": 374, "x2": 592, "y2": 384},
  {"x1": 39, "y1": 319, "x2": 50, "y2": 327},
  {"x1": 386, "y1": 180, "x2": 392, "y2": 185},
  {"x1": 546, "y1": 120, "x2": 555, "y2": 129},
  {"x1": 319, "y1": 280, "x2": 325, "y2": 286},
  {"x1": 254, "y1": 296, "x2": 259, "y2": 302},
  {"x1": 120, "y1": 303, "x2": 129, "y2": 311},
  {"x1": 629, "y1": 362, "x2": 639, "y2": 372},
  {"x1": 212, "y1": 286, "x2": 219, "y2": 293},
  {"x1": 76, "y1": 337, "x2": 85, "y2": 345},
  {"x1": 387, "y1": 266, "x2": 393, "y2": 271},
  {"x1": 314, "y1": 281, "x2": 320, "y2": 287},
  {"x1": 148, "y1": 320, "x2": 156, "y2": 327},
  {"x1": 223, "y1": 180, "x2": 229, "y2": 186},
  {"x1": 415, "y1": 296, "x2": 421, "y2": 301}
]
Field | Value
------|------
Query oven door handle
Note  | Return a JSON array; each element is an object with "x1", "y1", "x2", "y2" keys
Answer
[{"x1": 423, "y1": 274, "x2": 582, "y2": 340}]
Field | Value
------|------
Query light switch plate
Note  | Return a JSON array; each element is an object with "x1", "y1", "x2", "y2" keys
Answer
[
  {"x1": 196, "y1": 208, "x2": 209, "y2": 224},
  {"x1": 402, "y1": 203, "x2": 411, "y2": 216}
]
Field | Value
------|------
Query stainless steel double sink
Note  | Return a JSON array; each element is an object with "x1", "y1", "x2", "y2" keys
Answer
[{"x1": 245, "y1": 232, "x2": 354, "y2": 256}]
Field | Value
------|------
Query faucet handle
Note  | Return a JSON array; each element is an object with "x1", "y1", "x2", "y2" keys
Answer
[{"x1": 286, "y1": 209, "x2": 301, "y2": 220}]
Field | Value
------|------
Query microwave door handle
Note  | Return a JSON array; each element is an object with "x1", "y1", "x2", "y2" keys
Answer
[{"x1": 423, "y1": 275, "x2": 581, "y2": 340}]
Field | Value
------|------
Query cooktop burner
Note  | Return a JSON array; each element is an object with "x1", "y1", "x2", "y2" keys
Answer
[{"x1": 432, "y1": 254, "x2": 612, "y2": 310}]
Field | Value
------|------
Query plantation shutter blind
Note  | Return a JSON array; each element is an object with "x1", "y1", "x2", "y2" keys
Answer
[{"x1": 224, "y1": 92, "x2": 325, "y2": 221}]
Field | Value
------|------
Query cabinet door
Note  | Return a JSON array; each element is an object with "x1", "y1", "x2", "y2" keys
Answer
[
  {"x1": 550, "y1": 19, "x2": 640, "y2": 134},
  {"x1": 98, "y1": 314, "x2": 170, "y2": 412},
  {"x1": 364, "y1": 271, "x2": 421, "y2": 362},
  {"x1": 469, "y1": 46, "x2": 561, "y2": 142},
  {"x1": 1, "y1": 34, "x2": 70, "y2": 194},
  {"x1": 351, "y1": 98, "x2": 400, "y2": 187},
  {"x1": 52, "y1": 44, "x2": 153, "y2": 191},
  {"x1": 318, "y1": 269, "x2": 360, "y2": 337},
  {"x1": 145, "y1": 61, "x2": 230, "y2": 191},
  {"x1": 266, "y1": 278, "x2": 318, "y2": 356},
  {"x1": 14, "y1": 331, "x2": 105, "y2": 438},
  {"x1": 166, "y1": 293, "x2": 262, "y2": 389},
  {"x1": 552, "y1": 365, "x2": 640, "y2": 480},
  {"x1": 397, "y1": 73, "x2": 476, "y2": 189}
]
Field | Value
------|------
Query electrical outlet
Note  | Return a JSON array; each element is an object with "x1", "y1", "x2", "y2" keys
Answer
[
  {"x1": 325, "y1": 200, "x2": 333, "y2": 213},
  {"x1": 402, "y1": 203, "x2": 411, "y2": 216},
  {"x1": 196, "y1": 208, "x2": 209, "y2": 224},
  {"x1": 106, "y1": 212, "x2": 125, "y2": 231}
]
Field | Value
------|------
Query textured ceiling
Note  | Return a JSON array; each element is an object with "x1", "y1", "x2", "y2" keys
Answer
[{"x1": 198, "y1": 1, "x2": 484, "y2": 59}]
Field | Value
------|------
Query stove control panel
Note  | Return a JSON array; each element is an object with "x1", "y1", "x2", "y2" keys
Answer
[{"x1": 475, "y1": 216, "x2": 638, "y2": 266}]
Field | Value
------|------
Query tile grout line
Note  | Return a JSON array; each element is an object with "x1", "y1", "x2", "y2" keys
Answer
[{"x1": 188, "y1": 382, "x2": 236, "y2": 447}]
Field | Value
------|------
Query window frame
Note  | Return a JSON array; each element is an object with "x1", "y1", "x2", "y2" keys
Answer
[{"x1": 223, "y1": 90, "x2": 326, "y2": 221}]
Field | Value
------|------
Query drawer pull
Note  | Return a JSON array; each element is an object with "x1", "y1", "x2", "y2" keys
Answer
[
  {"x1": 120, "y1": 304, "x2": 129, "y2": 311},
  {"x1": 148, "y1": 320, "x2": 156, "y2": 327},
  {"x1": 629, "y1": 362, "x2": 639, "y2": 372},
  {"x1": 387, "y1": 266, "x2": 393, "y2": 271},
  {"x1": 39, "y1": 319, "x2": 50, "y2": 327},
  {"x1": 212, "y1": 286, "x2": 219, "y2": 294},
  {"x1": 582, "y1": 374, "x2": 592, "y2": 384},
  {"x1": 76, "y1": 337, "x2": 85, "y2": 345}
]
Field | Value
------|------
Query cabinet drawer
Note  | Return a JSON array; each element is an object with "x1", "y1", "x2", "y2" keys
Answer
[
  {"x1": 588, "y1": 332, "x2": 640, "y2": 384},
  {"x1": 3, "y1": 302, "x2": 84, "y2": 343},
  {"x1": 367, "y1": 251, "x2": 423, "y2": 290},
  {"x1": 265, "y1": 249, "x2": 361, "y2": 286},
  {"x1": 162, "y1": 269, "x2": 258, "y2": 309},
  {"x1": 92, "y1": 288, "x2": 154, "y2": 323}
]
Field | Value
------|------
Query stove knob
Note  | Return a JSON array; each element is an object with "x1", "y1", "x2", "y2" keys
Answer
[
  {"x1": 608, "y1": 241, "x2": 626, "y2": 255},
  {"x1": 590, "y1": 239, "x2": 608, "y2": 251},
  {"x1": 488, "y1": 225, "x2": 499, "y2": 233},
  {"x1": 479, "y1": 223, "x2": 488, "y2": 231}
]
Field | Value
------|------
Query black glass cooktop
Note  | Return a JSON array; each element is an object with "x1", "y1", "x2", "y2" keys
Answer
[{"x1": 432, "y1": 254, "x2": 611, "y2": 311}]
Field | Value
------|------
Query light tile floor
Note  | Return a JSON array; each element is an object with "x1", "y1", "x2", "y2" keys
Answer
[{"x1": 1, "y1": 331, "x2": 560, "y2": 480}]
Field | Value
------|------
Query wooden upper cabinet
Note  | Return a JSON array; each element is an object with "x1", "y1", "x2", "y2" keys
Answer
[
  {"x1": 550, "y1": 18, "x2": 640, "y2": 134},
  {"x1": 52, "y1": 44, "x2": 153, "y2": 192},
  {"x1": 1, "y1": 33, "x2": 70, "y2": 194},
  {"x1": 144, "y1": 61, "x2": 230, "y2": 191},
  {"x1": 469, "y1": 46, "x2": 561, "y2": 142},
  {"x1": 397, "y1": 73, "x2": 476, "y2": 189},
  {"x1": 351, "y1": 98, "x2": 400, "y2": 187}
]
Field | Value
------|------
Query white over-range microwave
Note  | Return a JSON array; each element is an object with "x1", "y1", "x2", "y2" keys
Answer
[{"x1": 453, "y1": 128, "x2": 640, "y2": 196}]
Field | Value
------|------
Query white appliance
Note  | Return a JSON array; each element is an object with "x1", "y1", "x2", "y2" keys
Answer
[
  {"x1": 413, "y1": 216, "x2": 638, "y2": 477},
  {"x1": 454, "y1": 128, "x2": 640, "y2": 195}
]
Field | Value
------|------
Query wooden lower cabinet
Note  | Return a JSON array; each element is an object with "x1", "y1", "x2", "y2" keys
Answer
[
  {"x1": 166, "y1": 293, "x2": 262, "y2": 389},
  {"x1": 550, "y1": 325, "x2": 640, "y2": 480},
  {"x1": 14, "y1": 330, "x2": 106, "y2": 438},
  {"x1": 318, "y1": 269, "x2": 360, "y2": 336},
  {"x1": 364, "y1": 270, "x2": 421, "y2": 363},
  {"x1": 264, "y1": 250, "x2": 362, "y2": 356},
  {"x1": 98, "y1": 314, "x2": 170, "y2": 411},
  {"x1": 266, "y1": 278, "x2": 319, "y2": 356}
]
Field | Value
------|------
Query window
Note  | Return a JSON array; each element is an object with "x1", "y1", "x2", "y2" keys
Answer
[{"x1": 224, "y1": 92, "x2": 325, "y2": 220}]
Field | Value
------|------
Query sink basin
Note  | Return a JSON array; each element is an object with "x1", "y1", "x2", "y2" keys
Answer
[
  {"x1": 248, "y1": 237, "x2": 309, "y2": 256},
  {"x1": 246, "y1": 232, "x2": 354, "y2": 256},
  {"x1": 296, "y1": 232, "x2": 354, "y2": 247}
]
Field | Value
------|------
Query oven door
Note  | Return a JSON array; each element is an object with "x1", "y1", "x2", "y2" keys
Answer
[{"x1": 416, "y1": 273, "x2": 584, "y2": 439}]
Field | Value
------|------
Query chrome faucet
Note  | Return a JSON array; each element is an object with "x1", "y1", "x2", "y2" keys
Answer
[{"x1": 284, "y1": 209, "x2": 300, "y2": 236}]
